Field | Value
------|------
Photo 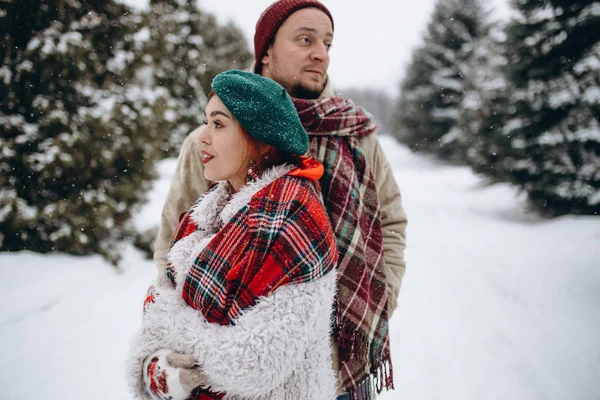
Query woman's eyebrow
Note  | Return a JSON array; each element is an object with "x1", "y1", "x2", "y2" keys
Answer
[{"x1": 207, "y1": 110, "x2": 231, "y2": 119}]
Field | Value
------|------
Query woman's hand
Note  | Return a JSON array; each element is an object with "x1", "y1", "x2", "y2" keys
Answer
[
  {"x1": 142, "y1": 349, "x2": 209, "y2": 400},
  {"x1": 166, "y1": 352, "x2": 209, "y2": 391}
]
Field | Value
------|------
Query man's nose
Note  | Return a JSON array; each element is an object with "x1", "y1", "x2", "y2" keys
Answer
[{"x1": 310, "y1": 41, "x2": 329, "y2": 64}]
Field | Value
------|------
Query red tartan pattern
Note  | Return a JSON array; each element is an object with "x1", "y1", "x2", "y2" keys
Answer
[
  {"x1": 294, "y1": 97, "x2": 377, "y2": 138},
  {"x1": 293, "y1": 97, "x2": 394, "y2": 399},
  {"x1": 168, "y1": 172, "x2": 338, "y2": 399},
  {"x1": 182, "y1": 175, "x2": 338, "y2": 323}
]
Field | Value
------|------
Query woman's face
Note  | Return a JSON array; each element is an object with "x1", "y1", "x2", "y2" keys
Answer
[{"x1": 199, "y1": 96, "x2": 251, "y2": 191}]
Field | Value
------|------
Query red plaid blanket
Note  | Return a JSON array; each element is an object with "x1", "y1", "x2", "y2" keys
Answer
[
  {"x1": 293, "y1": 97, "x2": 394, "y2": 398},
  {"x1": 169, "y1": 162, "x2": 338, "y2": 398}
]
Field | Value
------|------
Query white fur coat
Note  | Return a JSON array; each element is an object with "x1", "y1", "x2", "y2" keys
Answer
[{"x1": 125, "y1": 165, "x2": 337, "y2": 400}]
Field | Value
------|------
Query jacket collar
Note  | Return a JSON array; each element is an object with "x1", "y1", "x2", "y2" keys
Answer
[{"x1": 190, "y1": 164, "x2": 294, "y2": 228}]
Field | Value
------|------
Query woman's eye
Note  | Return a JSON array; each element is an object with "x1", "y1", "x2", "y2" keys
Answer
[
  {"x1": 213, "y1": 121, "x2": 223, "y2": 128},
  {"x1": 201, "y1": 119, "x2": 207, "y2": 125}
]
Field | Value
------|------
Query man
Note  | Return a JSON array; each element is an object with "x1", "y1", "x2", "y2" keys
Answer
[{"x1": 154, "y1": 1, "x2": 407, "y2": 399}]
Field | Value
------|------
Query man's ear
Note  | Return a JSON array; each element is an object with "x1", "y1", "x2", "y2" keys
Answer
[{"x1": 261, "y1": 45, "x2": 273, "y2": 66}]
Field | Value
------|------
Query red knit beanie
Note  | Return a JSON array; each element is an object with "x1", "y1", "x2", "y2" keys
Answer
[{"x1": 254, "y1": 0, "x2": 334, "y2": 73}]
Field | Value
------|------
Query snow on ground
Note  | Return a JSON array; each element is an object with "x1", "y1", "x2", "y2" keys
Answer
[
  {"x1": 377, "y1": 136, "x2": 600, "y2": 400},
  {"x1": 1, "y1": 138, "x2": 599, "y2": 400}
]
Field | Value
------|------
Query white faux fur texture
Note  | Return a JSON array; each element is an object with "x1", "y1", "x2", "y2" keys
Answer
[
  {"x1": 126, "y1": 270, "x2": 337, "y2": 400},
  {"x1": 167, "y1": 232, "x2": 215, "y2": 289},
  {"x1": 126, "y1": 165, "x2": 337, "y2": 400},
  {"x1": 190, "y1": 163, "x2": 294, "y2": 228},
  {"x1": 218, "y1": 164, "x2": 294, "y2": 226}
]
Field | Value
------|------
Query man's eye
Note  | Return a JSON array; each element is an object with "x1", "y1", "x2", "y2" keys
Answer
[{"x1": 298, "y1": 37, "x2": 310, "y2": 44}]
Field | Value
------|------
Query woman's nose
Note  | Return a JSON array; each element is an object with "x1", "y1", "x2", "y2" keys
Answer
[{"x1": 198, "y1": 125, "x2": 210, "y2": 144}]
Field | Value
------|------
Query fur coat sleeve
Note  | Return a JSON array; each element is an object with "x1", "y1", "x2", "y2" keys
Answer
[{"x1": 126, "y1": 266, "x2": 337, "y2": 399}]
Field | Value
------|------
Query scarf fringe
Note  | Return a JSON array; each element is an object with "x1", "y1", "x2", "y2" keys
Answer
[
  {"x1": 334, "y1": 309, "x2": 395, "y2": 381},
  {"x1": 334, "y1": 316, "x2": 370, "y2": 362},
  {"x1": 339, "y1": 332, "x2": 394, "y2": 399},
  {"x1": 347, "y1": 355, "x2": 394, "y2": 400},
  {"x1": 349, "y1": 377, "x2": 371, "y2": 400},
  {"x1": 373, "y1": 354, "x2": 395, "y2": 393}
]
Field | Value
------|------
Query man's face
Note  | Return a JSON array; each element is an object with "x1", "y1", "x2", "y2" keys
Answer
[{"x1": 261, "y1": 8, "x2": 333, "y2": 99}]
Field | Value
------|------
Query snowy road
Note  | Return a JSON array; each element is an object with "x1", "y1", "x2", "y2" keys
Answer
[
  {"x1": 1, "y1": 137, "x2": 599, "y2": 400},
  {"x1": 379, "y1": 137, "x2": 600, "y2": 400}
]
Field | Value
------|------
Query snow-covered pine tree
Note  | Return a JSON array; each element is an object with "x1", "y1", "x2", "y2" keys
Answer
[
  {"x1": 126, "y1": 0, "x2": 252, "y2": 155},
  {"x1": 0, "y1": 0, "x2": 168, "y2": 263},
  {"x1": 393, "y1": 0, "x2": 491, "y2": 162},
  {"x1": 502, "y1": 0, "x2": 600, "y2": 215},
  {"x1": 458, "y1": 23, "x2": 515, "y2": 181}
]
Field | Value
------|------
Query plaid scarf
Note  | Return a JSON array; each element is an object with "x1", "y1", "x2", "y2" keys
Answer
[
  {"x1": 168, "y1": 167, "x2": 338, "y2": 399},
  {"x1": 293, "y1": 97, "x2": 394, "y2": 399}
]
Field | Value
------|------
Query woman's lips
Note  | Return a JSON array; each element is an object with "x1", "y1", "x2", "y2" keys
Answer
[{"x1": 201, "y1": 151, "x2": 214, "y2": 164}]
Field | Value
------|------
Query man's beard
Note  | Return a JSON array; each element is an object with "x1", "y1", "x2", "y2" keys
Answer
[{"x1": 289, "y1": 80, "x2": 326, "y2": 100}]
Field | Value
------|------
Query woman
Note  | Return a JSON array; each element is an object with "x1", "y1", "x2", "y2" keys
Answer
[{"x1": 126, "y1": 70, "x2": 339, "y2": 400}]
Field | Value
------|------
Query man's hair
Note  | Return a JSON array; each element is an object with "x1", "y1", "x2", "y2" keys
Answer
[{"x1": 253, "y1": 0, "x2": 334, "y2": 74}]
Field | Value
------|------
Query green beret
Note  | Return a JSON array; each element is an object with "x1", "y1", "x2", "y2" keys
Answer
[{"x1": 211, "y1": 70, "x2": 308, "y2": 156}]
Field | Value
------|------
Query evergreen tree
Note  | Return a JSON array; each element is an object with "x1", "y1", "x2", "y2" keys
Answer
[
  {"x1": 126, "y1": 0, "x2": 252, "y2": 155},
  {"x1": 393, "y1": 0, "x2": 491, "y2": 162},
  {"x1": 501, "y1": 0, "x2": 600, "y2": 215},
  {"x1": 0, "y1": 0, "x2": 168, "y2": 263},
  {"x1": 457, "y1": 24, "x2": 515, "y2": 180}
]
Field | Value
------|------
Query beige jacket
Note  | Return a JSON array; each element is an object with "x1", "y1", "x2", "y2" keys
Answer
[{"x1": 153, "y1": 78, "x2": 408, "y2": 395}]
